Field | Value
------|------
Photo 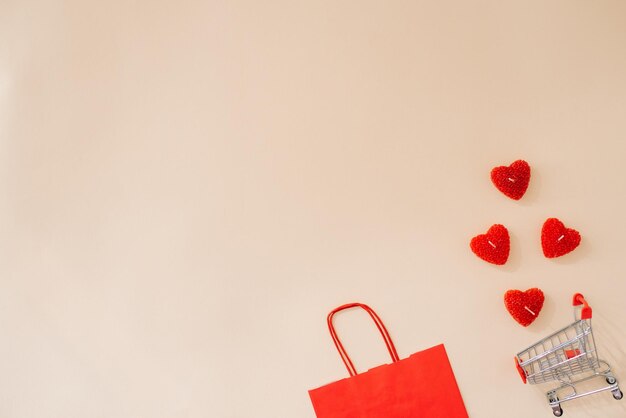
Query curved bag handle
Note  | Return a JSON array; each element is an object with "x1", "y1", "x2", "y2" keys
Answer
[{"x1": 327, "y1": 303, "x2": 400, "y2": 377}]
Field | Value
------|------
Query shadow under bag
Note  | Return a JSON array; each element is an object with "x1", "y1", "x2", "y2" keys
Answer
[{"x1": 309, "y1": 303, "x2": 469, "y2": 418}]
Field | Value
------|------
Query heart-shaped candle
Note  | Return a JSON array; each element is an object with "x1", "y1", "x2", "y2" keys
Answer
[
  {"x1": 541, "y1": 218, "x2": 581, "y2": 258},
  {"x1": 470, "y1": 224, "x2": 510, "y2": 265},
  {"x1": 491, "y1": 160, "x2": 531, "y2": 200},
  {"x1": 504, "y1": 288, "x2": 545, "y2": 327}
]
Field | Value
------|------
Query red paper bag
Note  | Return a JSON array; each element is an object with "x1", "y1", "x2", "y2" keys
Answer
[{"x1": 309, "y1": 303, "x2": 469, "y2": 418}]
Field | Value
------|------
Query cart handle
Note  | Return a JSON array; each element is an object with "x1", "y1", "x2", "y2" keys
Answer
[
  {"x1": 515, "y1": 357, "x2": 527, "y2": 384},
  {"x1": 572, "y1": 293, "x2": 592, "y2": 320}
]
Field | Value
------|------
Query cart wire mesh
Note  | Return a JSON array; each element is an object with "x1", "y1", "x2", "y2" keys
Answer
[{"x1": 516, "y1": 319, "x2": 600, "y2": 385}]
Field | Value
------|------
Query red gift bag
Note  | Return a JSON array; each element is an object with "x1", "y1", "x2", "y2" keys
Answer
[{"x1": 309, "y1": 303, "x2": 469, "y2": 418}]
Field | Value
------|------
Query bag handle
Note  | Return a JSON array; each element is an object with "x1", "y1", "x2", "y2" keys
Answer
[{"x1": 327, "y1": 303, "x2": 400, "y2": 376}]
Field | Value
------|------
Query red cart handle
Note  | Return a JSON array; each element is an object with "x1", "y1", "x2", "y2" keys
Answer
[
  {"x1": 327, "y1": 303, "x2": 400, "y2": 377},
  {"x1": 572, "y1": 293, "x2": 592, "y2": 320},
  {"x1": 515, "y1": 357, "x2": 527, "y2": 384}
]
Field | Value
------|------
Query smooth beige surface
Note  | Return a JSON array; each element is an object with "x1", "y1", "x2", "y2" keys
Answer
[{"x1": 2, "y1": 1, "x2": 626, "y2": 417}]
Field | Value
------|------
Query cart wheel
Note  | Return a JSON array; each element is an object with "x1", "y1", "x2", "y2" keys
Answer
[
  {"x1": 612, "y1": 389, "x2": 623, "y2": 400},
  {"x1": 552, "y1": 406, "x2": 563, "y2": 417},
  {"x1": 606, "y1": 376, "x2": 617, "y2": 385}
]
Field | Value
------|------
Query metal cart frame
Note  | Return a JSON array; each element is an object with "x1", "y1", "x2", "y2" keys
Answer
[{"x1": 515, "y1": 293, "x2": 622, "y2": 416}]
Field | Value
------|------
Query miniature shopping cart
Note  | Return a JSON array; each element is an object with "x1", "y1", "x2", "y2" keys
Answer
[{"x1": 515, "y1": 293, "x2": 622, "y2": 416}]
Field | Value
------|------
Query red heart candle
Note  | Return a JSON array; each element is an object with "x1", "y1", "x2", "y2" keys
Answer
[
  {"x1": 541, "y1": 218, "x2": 581, "y2": 258},
  {"x1": 504, "y1": 288, "x2": 545, "y2": 327},
  {"x1": 491, "y1": 160, "x2": 531, "y2": 200},
  {"x1": 470, "y1": 224, "x2": 510, "y2": 265}
]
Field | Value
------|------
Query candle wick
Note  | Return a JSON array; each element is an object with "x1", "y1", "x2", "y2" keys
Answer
[
  {"x1": 524, "y1": 306, "x2": 536, "y2": 316},
  {"x1": 557, "y1": 235, "x2": 565, "y2": 242},
  {"x1": 488, "y1": 240, "x2": 496, "y2": 248},
  {"x1": 507, "y1": 177, "x2": 516, "y2": 183}
]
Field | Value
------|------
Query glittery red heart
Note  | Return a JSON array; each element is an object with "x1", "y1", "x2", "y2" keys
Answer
[
  {"x1": 504, "y1": 288, "x2": 544, "y2": 327},
  {"x1": 470, "y1": 224, "x2": 510, "y2": 265},
  {"x1": 490, "y1": 160, "x2": 531, "y2": 200},
  {"x1": 541, "y1": 218, "x2": 581, "y2": 258}
]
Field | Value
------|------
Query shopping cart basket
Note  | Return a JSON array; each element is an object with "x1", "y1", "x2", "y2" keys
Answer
[{"x1": 515, "y1": 293, "x2": 622, "y2": 416}]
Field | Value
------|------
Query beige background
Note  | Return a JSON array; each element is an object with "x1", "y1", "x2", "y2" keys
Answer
[{"x1": 1, "y1": 1, "x2": 626, "y2": 417}]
